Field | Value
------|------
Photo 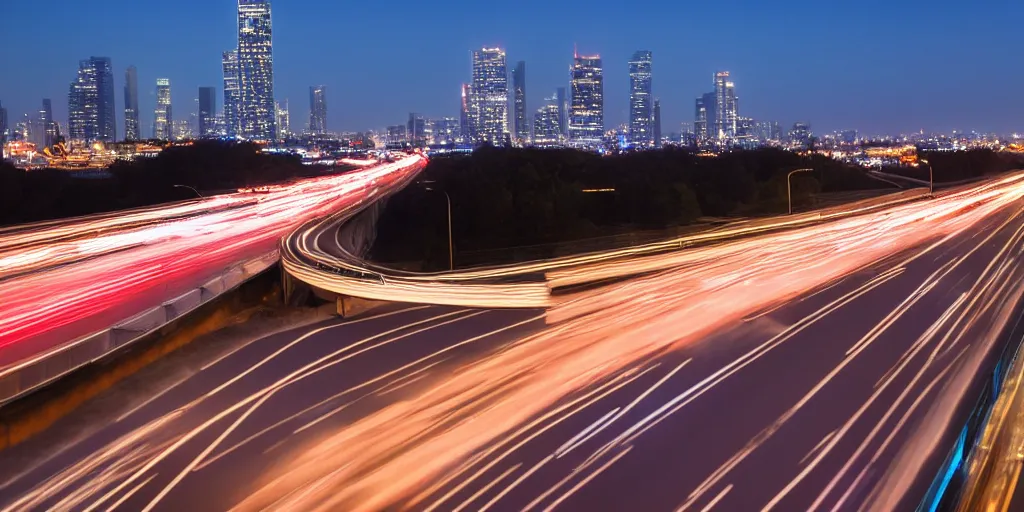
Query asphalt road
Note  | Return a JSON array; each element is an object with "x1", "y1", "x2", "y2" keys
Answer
[{"x1": 2, "y1": 203, "x2": 1024, "y2": 511}]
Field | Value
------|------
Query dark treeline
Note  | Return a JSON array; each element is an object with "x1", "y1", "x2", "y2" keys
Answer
[
  {"x1": 371, "y1": 147, "x2": 1016, "y2": 270},
  {"x1": 0, "y1": 141, "x2": 328, "y2": 226},
  {"x1": 906, "y1": 149, "x2": 1024, "y2": 182}
]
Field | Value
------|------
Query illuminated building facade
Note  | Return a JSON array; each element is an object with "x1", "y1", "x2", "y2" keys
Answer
[
  {"x1": 39, "y1": 99, "x2": 58, "y2": 148},
  {"x1": 275, "y1": 100, "x2": 289, "y2": 137},
  {"x1": 154, "y1": 79, "x2": 172, "y2": 140},
  {"x1": 569, "y1": 53, "x2": 604, "y2": 144},
  {"x1": 222, "y1": 50, "x2": 240, "y2": 137},
  {"x1": 512, "y1": 60, "x2": 527, "y2": 144},
  {"x1": 67, "y1": 57, "x2": 117, "y2": 142},
  {"x1": 309, "y1": 85, "x2": 327, "y2": 135},
  {"x1": 556, "y1": 87, "x2": 567, "y2": 138},
  {"x1": 198, "y1": 87, "x2": 217, "y2": 137},
  {"x1": 237, "y1": 0, "x2": 276, "y2": 140},
  {"x1": 459, "y1": 83, "x2": 471, "y2": 140},
  {"x1": 653, "y1": 98, "x2": 662, "y2": 148},
  {"x1": 0, "y1": 101, "x2": 7, "y2": 146},
  {"x1": 714, "y1": 71, "x2": 737, "y2": 139},
  {"x1": 386, "y1": 124, "x2": 407, "y2": 145},
  {"x1": 628, "y1": 50, "x2": 653, "y2": 148},
  {"x1": 407, "y1": 113, "x2": 427, "y2": 146},
  {"x1": 173, "y1": 119, "x2": 192, "y2": 141},
  {"x1": 431, "y1": 117, "x2": 459, "y2": 144},
  {"x1": 124, "y1": 65, "x2": 140, "y2": 140},
  {"x1": 470, "y1": 47, "x2": 509, "y2": 145},
  {"x1": 533, "y1": 97, "x2": 561, "y2": 147}
]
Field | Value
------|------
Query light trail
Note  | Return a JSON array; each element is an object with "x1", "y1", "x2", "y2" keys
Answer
[
  {"x1": 233, "y1": 172, "x2": 1024, "y2": 511},
  {"x1": 0, "y1": 156, "x2": 426, "y2": 371}
]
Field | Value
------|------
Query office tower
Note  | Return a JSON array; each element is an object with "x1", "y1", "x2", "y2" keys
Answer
[
  {"x1": 628, "y1": 50, "x2": 653, "y2": 148},
  {"x1": 652, "y1": 98, "x2": 662, "y2": 149},
  {"x1": 569, "y1": 52, "x2": 604, "y2": 144},
  {"x1": 154, "y1": 79, "x2": 172, "y2": 140},
  {"x1": 173, "y1": 119, "x2": 192, "y2": 141},
  {"x1": 0, "y1": 101, "x2": 7, "y2": 145},
  {"x1": 556, "y1": 87, "x2": 567, "y2": 138},
  {"x1": 386, "y1": 125, "x2": 407, "y2": 145},
  {"x1": 237, "y1": 0, "x2": 276, "y2": 140},
  {"x1": 470, "y1": 47, "x2": 509, "y2": 145},
  {"x1": 275, "y1": 100, "x2": 289, "y2": 137},
  {"x1": 39, "y1": 99, "x2": 58, "y2": 148},
  {"x1": 124, "y1": 66, "x2": 140, "y2": 140},
  {"x1": 67, "y1": 57, "x2": 117, "y2": 142},
  {"x1": 222, "y1": 50, "x2": 240, "y2": 137},
  {"x1": 431, "y1": 117, "x2": 459, "y2": 144},
  {"x1": 459, "y1": 83, "x2": 471, "y2": 141},
  {"x1": 407, "y1": 113, "x2": 427, "y2": 146},
  {"x1": 533, "y1": 97, "x2": 561, "y2": 147},
  {"x1": 714, "y1": 71, "x2": 737, "y2": 139},
  {"x1": 198, "y1": 87, "x2": 217, "y2": 137},
  {"x1": 512, "y1": 60, "x2": 527, "y2": 144},
  {"x1": 309, "y1": 85, "x2": 327, "y2": 135},
  {"x1": 789, "y1": 122, "x2": 812, "y2": 147}
]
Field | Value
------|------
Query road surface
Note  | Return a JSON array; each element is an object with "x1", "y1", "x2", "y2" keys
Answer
[{"x1": 2, "y1": 192, "x2": 1023, "y2": 511}]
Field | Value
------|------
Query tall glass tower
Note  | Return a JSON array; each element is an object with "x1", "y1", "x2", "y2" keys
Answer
[
  {"x1": 222, "y1": 51, "x2": 240, "y2": 137},
  {"x1": 569, "y1": 52, "x2": 604, "y2": 145},
  {"x1": 154, "y1": 79, "x2": 172, "y2": 140},
  {"x1": 124, "y1": 65, "x2": 140, "y2": 140},
  {"x1": 714, "y1": 71, "x2": 737, "y2": 139},
  {"x1": 237, "y1": 0, "x2": 276, "y2": 141},
  {"x1": 512, "y1": 61, "x2": 527, "y2": 144},
  {"x1": 309, "y1": 85, "x2": 327, "y2": 135},
  {"x1": 470, "y1": 47, "x2": 509, "y2": 146},
  {"x1": 68, "y1": 57, "x2": 117, "y2": 142},
  {"x1": 628, "y1": 51, "x2": 653, "y2": 148},
  {"x1": 198, "y1": 87, "x2": 217, "y2": 137}
]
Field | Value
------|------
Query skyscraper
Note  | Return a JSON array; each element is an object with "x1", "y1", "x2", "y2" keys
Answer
[
  {"x1": 154, "y1": 79, "x2": 172, "y2": 140},
  {"x1": 237, "y1": 0, "x2": 276, "y2": 140},
  {"x1": 512, "y1": 61, "x2": 527, "y2": 144},
  {"x1": 222, "y1": 50, "x2": 240, "y2": 137},
  {"x1": 470, "y1": 47, "x2": 509, "y2": 145},
  {"x1": 275, "y1": 100, "x2": 289, "y2": 137},
  {"x1": 124, "y1": 66, "x2": 140, "y2": 140},
  {"x1": 714, "y1": 71, "x2": 737, "y2": 139},
  {"x1": 628, "y1": 51, "x2": 653, "y2": 148},
  {"x1": 459, "y1": 83, "x2": 471, "y2": 141},
  {"x1": 431, "y1": 118, "x2": 459, "y2": 144},
  {"x1": 533, "y1": 96, "x2": 561, "y2": 147},
  {"x1": 407, "y1": 113, "x2": 427, "y2": 146},
  {"x1": 652, "y1": 98, "x2": 662, "y2": 149},
  {"x1": 556, "y1": 87, "x2": 568, "y2": 138},
  {"x1": 309, "y1": 85, "x2": 327, "y2": 135},
  {"x1": 0, "y1": 101, "x2": 7, "y2": 146},
  {"x1": 67, "y1": 57, "x2": 117, "y2": 142},
  {"x1": 198, "y1": 87, "x2": 217, "y2": 137},
  {"x1": 569, "y1": 52, "x2": 604, "y2": 144},
  {"x1": 39, "y1": 99, "x2": 57, "y2": 148}
]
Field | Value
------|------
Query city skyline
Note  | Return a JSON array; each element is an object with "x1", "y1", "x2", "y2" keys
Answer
[{"x1": 1, "y1": 0, "x2": 1023, "y2": 136}]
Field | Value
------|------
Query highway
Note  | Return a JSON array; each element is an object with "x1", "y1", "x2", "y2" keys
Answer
[
  {"x1": 0, "y1": 156, "x2": 425, "y2": 373},
  {"x1": 2, "y1": 174, "x2": 1024, "y2": 511}
]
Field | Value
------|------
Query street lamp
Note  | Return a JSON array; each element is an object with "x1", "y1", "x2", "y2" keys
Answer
[
  {"x1": 172, "y1": 184, "x2": 203, "y2": 198},
  {"x1": 787, "y1": 168, "x2": 814, "y2": 215},
  {"x1": 919, "y1": 157, "x2": 934, "y2": 196},
  {"x1": 424, "y1": 187, "x2": 453, "y2": 271}
]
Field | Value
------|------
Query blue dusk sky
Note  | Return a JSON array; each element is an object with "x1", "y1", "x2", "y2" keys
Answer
[{"x1": 0, "y1": 0, "x2": 1021, "y2": 137}]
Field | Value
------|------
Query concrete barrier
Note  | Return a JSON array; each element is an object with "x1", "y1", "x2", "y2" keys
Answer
[{"x1": 0, "y1": 250, "x2": 279, "y2": 407}]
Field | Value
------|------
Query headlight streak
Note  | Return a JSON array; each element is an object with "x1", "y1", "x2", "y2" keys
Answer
[{"x1": 0, "y1": 156, "x2": 426, "y2": 370}]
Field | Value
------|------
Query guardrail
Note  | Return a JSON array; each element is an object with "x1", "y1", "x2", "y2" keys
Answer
[
  {"x1": 282, "y1": 186, "x2": 932, "y2": 309},
  {"x1": 0, "y1": 250, "x2": 278, "y2": 405}
]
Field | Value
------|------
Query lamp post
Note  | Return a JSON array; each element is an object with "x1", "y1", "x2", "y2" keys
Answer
[
  {"x1": 919, "y1": 157, "x2": 934, "y2": 196},
  {"x1": 787, "y1": 168, "x2": 814, "y2": 215},
  {"x1": 425, "y1": 187, "x2": 453, "y2": 270},
  {"x1": 172, "y1": 184, "x2": 203, "y2": 198}
]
